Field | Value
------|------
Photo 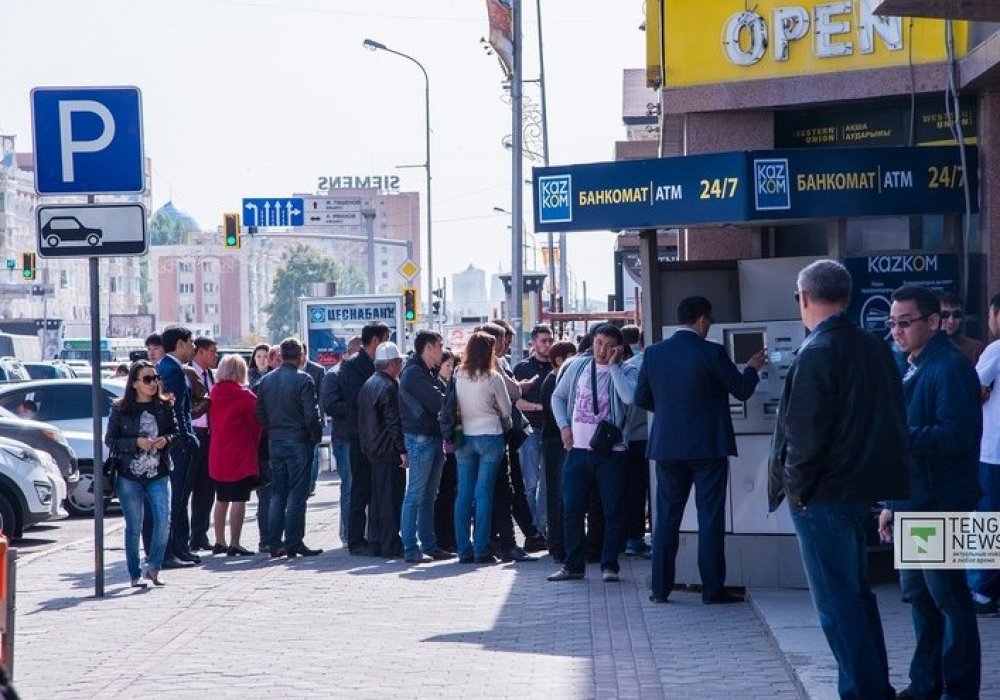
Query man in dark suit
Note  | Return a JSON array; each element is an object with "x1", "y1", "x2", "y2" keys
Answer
[
  {"x1": 155, "y1": 325, "x2": 200, "y2": 567},
  {"x1": 635, "y1": 296, "x2": 766, "y2": 604},
  {"x1": 301, "y1": 345, "x2": 327, "y2": 497}
]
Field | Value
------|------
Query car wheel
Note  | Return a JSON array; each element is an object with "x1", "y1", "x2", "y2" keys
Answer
[
  {"x1": 65, "y1": 466, "x2": 97, "y2": 517},
  {"x1": 0, "y1": 491, "x2": 21, "y2": 541},
  {"x1": 46, "y1": 235, "x2": 60, "y2": 247},
  {"x1": 86, "y1": 234, "x2": 100, "y2": 247}
]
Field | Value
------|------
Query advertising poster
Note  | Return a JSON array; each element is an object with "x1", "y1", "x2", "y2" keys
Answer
[
  {"x1": 300, "y1": 295, "x2": 404, "y2": 368},
  {"x1": 844, "y1": 254, "x2": 959, "y2": 333}
]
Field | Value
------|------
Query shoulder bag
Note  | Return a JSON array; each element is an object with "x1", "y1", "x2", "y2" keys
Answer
[{"x1": 588, "y1": 359, "x2": 622, "y2": 454}]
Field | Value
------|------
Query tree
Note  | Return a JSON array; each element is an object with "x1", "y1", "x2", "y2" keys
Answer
[
  {"x1": 262, "y1": 243, "x2": 366, "y2": 341},
  {"x1": 149, "y1": 209, "x2": 188, "y2": 246}
]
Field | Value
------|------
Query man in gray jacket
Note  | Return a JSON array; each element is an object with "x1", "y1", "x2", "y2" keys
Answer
[{"x1": 255, "y1": 337, "x2": 323, "y2": 558}]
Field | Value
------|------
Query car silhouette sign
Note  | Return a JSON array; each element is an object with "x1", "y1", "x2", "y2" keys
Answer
[
  {"x1": 36, "y1": 203, "x2": 148, "y2": 258},
  {"x1": 41, "y1": 216, "x2": 103, "y2": 247}
]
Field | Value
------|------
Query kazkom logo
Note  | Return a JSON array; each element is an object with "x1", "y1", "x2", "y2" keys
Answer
[
  {"x1": 538, "y1": 175, "x2": 572, "y2": 224},
  {"x1": 754, "y1": 158, "x2": 791, "y2": 211}
]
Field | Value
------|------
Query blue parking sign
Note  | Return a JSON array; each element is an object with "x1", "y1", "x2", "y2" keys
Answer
[{"x1": 31, "y1": 87, "x2": 144, "y2": 195}]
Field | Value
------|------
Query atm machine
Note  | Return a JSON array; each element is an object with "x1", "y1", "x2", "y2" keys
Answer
[{"x1": 661, "y1": 257, "x2": 819, "y2": 589}]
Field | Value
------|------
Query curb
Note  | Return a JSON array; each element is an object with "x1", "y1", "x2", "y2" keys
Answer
[{"x1": 747, "y1": 590, "x2": 812, "y2": 700}]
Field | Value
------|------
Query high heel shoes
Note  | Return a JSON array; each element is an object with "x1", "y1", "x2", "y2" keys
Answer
[{"x1": 144, "y1": 570, "x2": 166, "y2": 587}]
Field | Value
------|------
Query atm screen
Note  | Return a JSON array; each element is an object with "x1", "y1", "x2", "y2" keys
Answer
[{"x1": 730, "y1": 331, "x2": 765, "y2": 365}]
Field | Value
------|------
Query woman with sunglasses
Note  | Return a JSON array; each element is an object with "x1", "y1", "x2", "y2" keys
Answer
[{"x1": 105, "y1": 361, "x2": 179, "y2": 587}]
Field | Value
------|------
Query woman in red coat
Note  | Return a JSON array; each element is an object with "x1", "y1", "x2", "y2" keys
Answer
[{"x1": 209, "y1": 354, "x2": 263, "y2": 556}]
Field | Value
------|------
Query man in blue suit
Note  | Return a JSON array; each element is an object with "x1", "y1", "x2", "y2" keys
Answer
[
  {"x1": 635, "y1": 296, "x2": 765, "y2": 604},
  {"x1": 156, "y1": 325, "x2": 200, "y2": 567}
]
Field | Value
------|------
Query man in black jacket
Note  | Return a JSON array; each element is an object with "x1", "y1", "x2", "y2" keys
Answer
[
  {"x1": 358, "y1": 342, "x2": 407, "y2": 559},
  {"x1": 399, "y1": 330, "x2": 455, "y2": 563},
  {"x1": 321, "y1": 322, "x2": 390, "y2": 555},
  {"x1": 302, "y1": 345, "x2": 327, "y2": 497},
  {"x1": 769, "y1": 260, "x2": 910, "y2": 700},
  {"x1": 255, "y1": 337, "x2": 323, "y2": 558}
]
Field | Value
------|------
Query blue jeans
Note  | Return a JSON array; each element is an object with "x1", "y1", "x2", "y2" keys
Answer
[
  {"x1": 267, "y1": 439, "x2": 313, "y2": 551},
  {"x1": 454, "y1": 434, "x2": 505, "y2": 558},
  {"x1": 401, "y1": 433, "x2": 445, "y2": 555},
  {"x1": 790, "y1": 501, "x2": 894, "y2": 700},
  {"x1": 518, "y1": 432, "x2": 544, "y2": 534},
  {"x1": 563, "y1": 449, "x2": 626, "y2": 574},
  {"x1": 900, "y1": 567, "x2": 981, "y2": 699},
  {"x1": 309, "y1": 443, "x2": 321, "y2": 494},
  {"x1": 651, "y1": 458, "x2": 728, "y2": 599},
  {"x1": 119, "y1": 476, "x2": 170, "y2": 579},
  {"x1": 333, "y1": 440, "x2": 352, "y2": 543},
  {"x1": 968, "y1": 461, "x2": 1000, "y2": 600}
]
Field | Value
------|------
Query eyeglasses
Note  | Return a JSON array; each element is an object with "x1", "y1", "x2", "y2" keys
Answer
[
  {"x1": 885, "y1": 315, "x2": 931, "y2": 330},
  {"x1": 793, "y1": 290, "x2": 803, "y2": 304},
  {"x1": 940, "y1": 310, "x2": 963, "y2": 320},
  {"x1": 138, "y1": 374, "x2": 161, "y2": 385}
]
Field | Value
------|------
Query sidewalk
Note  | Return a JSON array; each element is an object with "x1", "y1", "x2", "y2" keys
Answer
[{"x1": 13, "y1": 471, "x2": 803, "y2": 700}]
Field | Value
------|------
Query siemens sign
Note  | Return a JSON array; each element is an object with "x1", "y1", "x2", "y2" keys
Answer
[{"x1": 317, "y1": 174, "x2": 400, "y2": 191}]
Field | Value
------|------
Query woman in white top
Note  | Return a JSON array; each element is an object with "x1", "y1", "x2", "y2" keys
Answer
[{"x1": 454, "y1": 331, "x2": 512, "y2": 563}]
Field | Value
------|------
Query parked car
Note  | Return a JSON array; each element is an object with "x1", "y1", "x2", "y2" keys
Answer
[
  {"x1": 0, "y1": 379, "x2": 125, "y2": 516},
  {"x1": 63, "y1": 360, "x2": 92, "y2": 378},
  {"x1": 35, "y1": 447, "x2": 67, "y2": 521},
  {"x1": 0, "y1": 356, "x2": 31, "y2": 383},
  {"x1": 0, "y1": 405, "x2": 79, "y2": 488},
  {"x1": 0, "y1": 435, "x2": 54, "y2": 538},
  {"x1": 23, "y1": 361, "x2": 78, "y2": 380}
]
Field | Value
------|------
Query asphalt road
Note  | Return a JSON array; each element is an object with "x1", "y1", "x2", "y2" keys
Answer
[{"x1": 14, "y1": 510, "x2": 123, "y2": 558}]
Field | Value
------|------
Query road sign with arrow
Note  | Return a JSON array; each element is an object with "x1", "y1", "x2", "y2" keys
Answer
[{"x1": 242, "y1": 198, "x2": 304, "y2": 227}]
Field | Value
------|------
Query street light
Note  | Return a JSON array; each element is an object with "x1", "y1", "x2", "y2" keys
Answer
[{"x1": 363, "y1": 37, "x2": 434, "y2": 322}]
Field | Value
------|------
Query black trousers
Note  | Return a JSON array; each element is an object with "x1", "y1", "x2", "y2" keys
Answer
[
  {"x1": 542, "y1": 436, "x2": 566, "y2": 560},
  {"x1": 189, "y1": 428, "x2": 215, "y2": 547},
  {"x1": 623, "y1": 440, "x2": 650, "y2": 541},
  {"x1": 434, "y1": 452, "x2": 457, "y2": 550},
  {"x1": 585, "y1": 481, "x2": 605, "y2": 560},
  {"x1": 508, "y1": 446, "x2": 539, "y2": 539},
  {"x1": 369, "y1": 459, "x2": 404, "y2": 557},
  {"x1": 347, "y1": 438, "x2": 373, "y2": 550}
]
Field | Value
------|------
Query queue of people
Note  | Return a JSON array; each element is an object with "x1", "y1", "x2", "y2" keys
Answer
[{"x1": 104, "y1": 267, "x2": 996, "y2": 699}]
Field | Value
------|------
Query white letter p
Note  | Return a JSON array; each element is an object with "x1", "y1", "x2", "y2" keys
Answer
[{"x1": 57, "y1": 100, "x2": 116, "y2": 183}]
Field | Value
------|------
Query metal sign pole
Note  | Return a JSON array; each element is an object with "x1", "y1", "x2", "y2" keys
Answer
[{"x1": 90, "y1": 251, "x2": 105, "y2": 596}]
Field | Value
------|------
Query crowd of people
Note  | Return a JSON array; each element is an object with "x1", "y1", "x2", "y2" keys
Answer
[{"x1": 103, "y1": 257, "x2": 997, "y2": 699}]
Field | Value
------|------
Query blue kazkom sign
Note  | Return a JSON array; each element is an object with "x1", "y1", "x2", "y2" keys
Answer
[
  {"x1": 31, "y1": 87, "x2": 145, "y2": 195},
  {"x1": 533, "y1": 146, "x2": 978, "y2": 233}
]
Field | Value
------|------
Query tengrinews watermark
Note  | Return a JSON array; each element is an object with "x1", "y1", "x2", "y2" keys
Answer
[{"x1": 893, "y1": 512, "x2": 1000, "y2": 569}]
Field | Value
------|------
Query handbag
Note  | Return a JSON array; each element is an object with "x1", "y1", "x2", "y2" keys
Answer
[
  {"x1": 438, "y1": 376, "x2": 461, "y2": 442},
  {"x1": 101, "y1": 448, "x2": 118, "y2": 498},
  {"x1": 587, "y1": 359, "x2": 622, "y2": 454}
]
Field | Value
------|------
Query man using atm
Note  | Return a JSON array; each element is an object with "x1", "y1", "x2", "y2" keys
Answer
[{"x1": 635, "y1": 295, "x2": 766, "y2": 605}]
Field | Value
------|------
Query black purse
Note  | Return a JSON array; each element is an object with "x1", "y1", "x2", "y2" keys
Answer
[
  {"x1": 101, "y1": 448, "x2": 118, "y2": 498},
  {"x1": 587, "y1": 359, "x2": 621, "y2": 454}
]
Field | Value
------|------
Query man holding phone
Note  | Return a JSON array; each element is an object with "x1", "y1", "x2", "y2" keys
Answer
[{"x1": 635, "y1": 296, "x2": 765, "y2": 604}]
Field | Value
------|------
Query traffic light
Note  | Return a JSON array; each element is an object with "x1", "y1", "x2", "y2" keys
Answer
[
  {"x1": 21, "y1": 252, "x2": 36, "y2": 281},
  {"x1": 432, "y1": 300, "x2": 441, "y2": 315},
  {"x1": 403, "y1": 287, "x2": 418, "y2": 323},
  {"x1": 223, "y1": 213, "x2": 241, "y2": 248}
]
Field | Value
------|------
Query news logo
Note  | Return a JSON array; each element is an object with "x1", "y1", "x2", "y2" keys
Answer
[
  {"x1": 538, "y1": 174, "x2": 573, "y2": 224},
  {"x1": 754, "y1": 158, "x2": 791, "y2": 211}
]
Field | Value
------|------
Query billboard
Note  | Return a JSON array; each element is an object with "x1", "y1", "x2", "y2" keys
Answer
[
  {"x1": 533, "y1": 146, "x2": 977, "y2": 233},
  {"x1": 646, "y1": 0, "x2": 968, "y2": 88},
  {"x1": 843, "y1": 254, "x2": 959, "y2": 333},
  {"x1": 300, "y1": 295, "x2": 404, "y2": 368}
]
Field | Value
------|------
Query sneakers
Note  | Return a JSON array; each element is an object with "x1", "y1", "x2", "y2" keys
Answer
[
  {"x1": 601, "y1": 570, "x2": 620, "y2": 583},
  {"x1": 972, "y1": 595, "x2": 998, "y2": 616},
  {"x1": 547, "y1": 568, "x2": 585, "y2": 582},
  {"x1": 625, "y1": 540, "x2": 652, "y2": 559},
  {"x1": 523, "y1": 534, "x2": 548, "y2": 553},
  {"x1": 500, "y1": 546, "x2": 537, "y2": 563}
]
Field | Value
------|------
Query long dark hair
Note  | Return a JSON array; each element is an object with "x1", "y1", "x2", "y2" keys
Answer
[{"x1": 114, "y1": 360, "x2": 170, "y2": 414}]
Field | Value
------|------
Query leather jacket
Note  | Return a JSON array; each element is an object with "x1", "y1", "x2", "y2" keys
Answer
[
  {"x1": 357, "y1": 371, "x2": 405, "y2": 462},
  {"x1": 254, "y1": 362, "x2": 322, "y2": 444},
  {"x1": 769, "y1": 313, "x2": 910, "y2": 511},
  {"x1": 105, "y1": 397, "x2": 180, "y2": 481},
  {"x1": 321, "y1": 349, "x2": 375, "y2": 441}
]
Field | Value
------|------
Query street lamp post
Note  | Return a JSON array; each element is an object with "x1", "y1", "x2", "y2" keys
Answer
[{"x1": 363, "y1": 38, "x2": 433, "y2": 321}]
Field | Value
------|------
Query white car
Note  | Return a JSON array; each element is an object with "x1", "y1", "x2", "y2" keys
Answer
[
  {"x1": 37, "y1": 449, "x2": 68, "y2": 521},
  {"x1": 0, "y1": 436, "x2": 55, "y2": 538},
  {"x1": 0, "y1": 379, "x2": 126, "y2": 517}
]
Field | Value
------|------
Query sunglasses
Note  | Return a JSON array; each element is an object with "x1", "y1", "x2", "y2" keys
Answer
[
  {"x1": 137, "y1": 374, "x2": 161, "y2": 385},
  {"x1": 794, "y1": 291, "x2": 801, "y2": 304},
  {"x1": 940, "y1": 310, "x2": 963, "y2": 320},
  {"x1": 885, "y1": 315, "x2": 931, "y2": 330}
]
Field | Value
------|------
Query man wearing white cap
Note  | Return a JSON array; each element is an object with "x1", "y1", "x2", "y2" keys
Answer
[{"x1": 357, "y1": 341, "x2": 408, "y2": 558}]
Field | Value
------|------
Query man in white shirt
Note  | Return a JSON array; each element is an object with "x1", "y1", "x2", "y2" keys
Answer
[
  {"x1": 188, "y1": 337, "x2": 218, "y2": 552},
  {"x1": 971, "y1": 292, "x2": 1000, "y2": 615}
]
